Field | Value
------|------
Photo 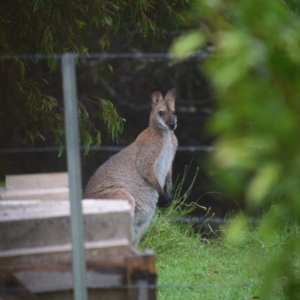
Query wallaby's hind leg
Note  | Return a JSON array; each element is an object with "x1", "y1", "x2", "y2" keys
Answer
[
  {"x1": 88, "y1": 188, "x2": 135, "y2": 213},
  {"x1": 92, "y1": 188, "x2": 136, "y2": 242},
  {"x1": 99, "y1": 188, "x2": 155, "y2": 246},
  {"x1": 132, "y1": 205, "x2": 156, "y2": 247}
]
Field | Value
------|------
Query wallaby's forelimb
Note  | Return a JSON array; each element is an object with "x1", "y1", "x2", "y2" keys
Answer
[
  {"x1": 137, "y1": 163, "x2": 168, "y2": 199},
  {"x1": 165, "y1": 170, "x2": 173, "y2": 199}
]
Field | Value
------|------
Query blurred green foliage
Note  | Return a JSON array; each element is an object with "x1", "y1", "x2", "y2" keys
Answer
[{"x1": 171, "y1": 0, "x2": 300, "y2": 298}]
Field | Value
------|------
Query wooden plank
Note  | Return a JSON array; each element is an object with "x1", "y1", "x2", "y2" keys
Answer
[
  {"x1": 0, "y1": 200, "x2": 131, "y2": 251},
  {"x1": 4, "y1": 261, "x2": 125, "y2": 293},
  {"x1": 0, "y1": 199, "x2": 131, "y2": 221},
  {"x1": 6, "y1": 173, "x2": 68, "y2": 190},
  {"x1": 35, "y1": 290, "x2": 127, "y2": 300},
  {"x1": 126, "y1": 250, "x2": 156, "y2": 300},
  {"x1": 0, "y1": 271, "x2": 39, "y2": 300},
  {"x1": 0, "y1": 188, "x2": 69, "y2": 200},
  {"x1": 14, "y1": 268, "x2": 123, "y2": 293},
  {"x1": 0, "y1": 239, "x2": 130, "y2": 266}
]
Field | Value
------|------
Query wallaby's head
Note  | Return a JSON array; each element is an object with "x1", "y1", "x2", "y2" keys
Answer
[{"x1": 150, "y1": 88, "x2": 177, "y2": 131}]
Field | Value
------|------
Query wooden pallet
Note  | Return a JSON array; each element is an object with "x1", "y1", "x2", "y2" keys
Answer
[
  {"x1": 0, "y1": 173, "x2": 157, "y2": 299},
  {"x1": 1, "y1": 250, "x2": 156, "y2": 300}
]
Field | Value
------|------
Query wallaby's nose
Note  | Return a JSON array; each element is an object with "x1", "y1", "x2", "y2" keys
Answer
[{"x1": 169, "y1": 120, "x2": 176, "y2": 130}]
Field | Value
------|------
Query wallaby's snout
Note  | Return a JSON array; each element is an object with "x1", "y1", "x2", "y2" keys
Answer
[{"x1": 168, "y1": 115, "x2": 177, "y2": 130}]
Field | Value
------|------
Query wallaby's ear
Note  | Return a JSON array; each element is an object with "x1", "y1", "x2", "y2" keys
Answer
[
  {"x1": 151, "y1": 89, "x2": 163, "y2": 107},
  {"x1": 165, "y1": 88, "x2": 176, "y2": 101}
]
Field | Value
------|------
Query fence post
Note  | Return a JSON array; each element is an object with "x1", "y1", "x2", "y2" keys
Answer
[{"x1": 61, "y1": 53, "x2": 88, "y2": 300}]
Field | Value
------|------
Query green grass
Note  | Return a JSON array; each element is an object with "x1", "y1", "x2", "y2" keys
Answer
[
  {"x1": 139, "y1": 212, "x2": 285, "y2": 300},
  {"x1": 139, "y1": 166, "x2": 299, "y2": 299},
  {"x1": 140, "y1": 212, "x2": 268, "y2": 300}
]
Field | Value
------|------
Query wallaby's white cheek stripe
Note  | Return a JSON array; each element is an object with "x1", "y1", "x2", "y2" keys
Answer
[{"x1": 158, "y1": 118, "x2": 169, "y2": 130}]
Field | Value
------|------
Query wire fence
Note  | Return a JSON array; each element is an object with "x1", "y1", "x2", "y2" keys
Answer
[
  {"x1": 0, "y1": 51, "x2": 210, "y2": 61},
  {"x1": 0, "y1": 51, "x2": 265, "y2": 300},
  {"x1": 0, "y1": 145, "x2": 214, "y2": 154}
]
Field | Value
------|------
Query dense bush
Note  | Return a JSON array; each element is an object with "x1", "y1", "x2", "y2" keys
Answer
[{"x1": 171, "y1": 0, "x2": 300, "y2": 298}]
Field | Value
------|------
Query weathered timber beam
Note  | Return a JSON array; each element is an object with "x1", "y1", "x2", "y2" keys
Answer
[{"x1": 0, "y1": 271, "x2": 39, "y2": 300}]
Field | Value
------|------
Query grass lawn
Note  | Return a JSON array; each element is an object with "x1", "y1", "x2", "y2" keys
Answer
[
  {"x1": 138, "y1": 168, "x2": 299, "y2": 299},
  {"x1": 139, "y1": 210, "x2": 286, "y2": 300}
]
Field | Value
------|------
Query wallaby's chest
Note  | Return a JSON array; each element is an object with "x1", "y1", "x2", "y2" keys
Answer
[{"x1": 155, "y1": 133, "x2": 174, "y2": 186}]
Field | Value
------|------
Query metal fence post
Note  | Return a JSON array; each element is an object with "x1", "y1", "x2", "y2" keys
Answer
[{"x1": 61, "y1": 53, "x2": 88, "y2": 300}]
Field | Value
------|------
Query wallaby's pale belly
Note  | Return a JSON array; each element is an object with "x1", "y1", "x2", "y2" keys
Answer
[{"x1": 155, "y1": 133, "x2": 173, "y2": 187}]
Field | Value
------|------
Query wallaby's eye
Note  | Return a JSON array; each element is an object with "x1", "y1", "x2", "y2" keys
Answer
[{"x1": 159, "y1": 111, "x2": 165, "y2": 116}]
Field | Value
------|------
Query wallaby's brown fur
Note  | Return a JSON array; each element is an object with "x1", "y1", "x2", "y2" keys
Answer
[{"x1": 84, "y1": 88, "x2": 178, "y2": 245}]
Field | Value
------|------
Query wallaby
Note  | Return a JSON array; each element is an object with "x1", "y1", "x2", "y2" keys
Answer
[{"x1": 84, "y1": 88, "x2": 178, "y2": 245}]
